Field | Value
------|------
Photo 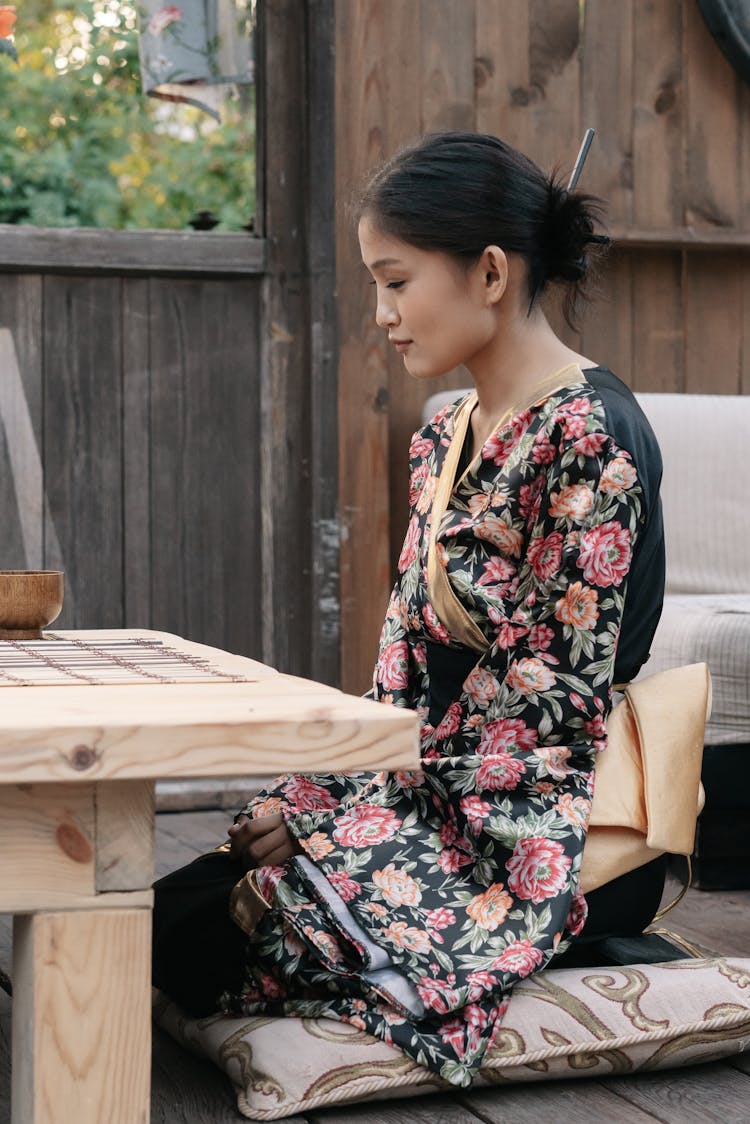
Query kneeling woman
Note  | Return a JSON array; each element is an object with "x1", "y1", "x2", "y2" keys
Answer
[{"x1": 153, "y1": 132, "x2": 666, "y2": 1086}]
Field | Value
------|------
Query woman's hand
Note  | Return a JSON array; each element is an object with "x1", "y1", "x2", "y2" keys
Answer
[{"x1": 227, "y1": 812, "x2": 301, "y2": 871}]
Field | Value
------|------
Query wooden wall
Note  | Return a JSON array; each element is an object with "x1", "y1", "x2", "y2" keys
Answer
[
  {"x1": 0, "y1": 273, "x2": 264, "y2": 657},
  {"x1": 336, "y1": 0, "x2": 750, "y2": 694}
]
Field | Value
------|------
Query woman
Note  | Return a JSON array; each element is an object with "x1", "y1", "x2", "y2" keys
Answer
[{"x1": 153, "y1": 132, "x2": 666, "y2": 1087}]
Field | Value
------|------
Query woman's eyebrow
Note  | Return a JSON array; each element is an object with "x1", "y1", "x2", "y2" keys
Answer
[{"x1": 367, "y1": 256, "x2": 404, "y2": 270}]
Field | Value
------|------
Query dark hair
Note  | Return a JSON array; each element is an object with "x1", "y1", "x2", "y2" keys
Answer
[{"x1": 356, "y1": 132, "x2": 608, "y2": 328}]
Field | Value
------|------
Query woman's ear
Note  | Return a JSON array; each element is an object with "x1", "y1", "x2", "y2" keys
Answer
[{"x1": 480, "y1": 245, "x2": 508, "y2": 305}]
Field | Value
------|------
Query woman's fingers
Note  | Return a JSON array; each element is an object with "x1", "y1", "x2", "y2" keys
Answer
[{"x1": 226, "y1": 813, "x2": 297, "y2": 869}]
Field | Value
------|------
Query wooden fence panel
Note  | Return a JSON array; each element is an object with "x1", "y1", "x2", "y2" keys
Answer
[
  {"x1": 122, "y1": 279, "x2": 152, "y2": 627},
  {"x1": 148, "y1": 278, "x2": 262, "y2": 656},
  {"x1": 0, "y1": 277, "x2": 43, "y2": 570},
  {"x1": 43, "y1": 275, "x2": 124, "y2": 628}
]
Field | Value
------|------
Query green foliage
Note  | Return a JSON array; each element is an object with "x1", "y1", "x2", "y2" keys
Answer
[{"x1": 0, "y1": 0, "x2": 255, "y2": 229}]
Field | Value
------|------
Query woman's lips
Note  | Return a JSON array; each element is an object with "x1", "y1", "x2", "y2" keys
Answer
[{"x1": 391, "y1": 339, "x2": 412, "y2": 353}]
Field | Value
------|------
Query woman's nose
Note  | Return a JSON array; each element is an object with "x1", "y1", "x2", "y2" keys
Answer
[{"x1": 375, "y1": 292, "x2": 399, "y2": 329}]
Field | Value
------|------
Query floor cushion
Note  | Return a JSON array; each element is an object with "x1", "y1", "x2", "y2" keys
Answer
[{"x1": 153, "y1": 949, "x2": 750, "y2": 1120}]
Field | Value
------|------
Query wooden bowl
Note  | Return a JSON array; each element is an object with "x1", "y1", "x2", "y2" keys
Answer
[{"x1": 0, "y1": 571, "x2": 64, "y2": 640}]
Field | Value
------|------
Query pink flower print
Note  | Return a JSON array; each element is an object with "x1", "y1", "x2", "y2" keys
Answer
[
  {"x1": 424, "y1": 907, "x2": 456, "y2": 931},
  {"x1": 528, "y1": 623, "x2": 555, "y2": 651},
  {"x1": 505, "y1": 657, "x2": 556, "y2": 695},
  {"x1": 506, "y1": 837, "x2": 572, "y2": 903},
  {"x1": 563, "y1": 414, "x2": 587, "y2": 440},
  {"x1": 148, "y1": 4, "x2": 182, "y2": 34},
  {"x1": 477, "y1": 718, "x2": 538, "y2": 755},
  {"x1": 483, "y1": 430, "x2": 516, "y2": 465},
  {"x1": 534, "y1": 744, "x2": 572, "y2": 780},
  {"x1": 300, "y1": 831, "x2": 335, "y2": 860},
  {"x1": 255, "y1": 865, "x2": 287, "y2": 900},
  {"x1": 584, "y1": 713, "x2": 607, "y2": 740},
  {"x1": 464, "y1": 666, "x2": 500, "y2": 706},
  {"x1": 439, "y1": 1018, "x2": 467, "y2": 1055},
  {"x1": 434, "y1": 700, "x2": 462, "y2": 740},
  {"x1": 409, "y1": 434, "x2": 434, "y2": 459},
  {"x1": 565, "y1": 887, "x2": 588, "y2": 936},
  {"x1": 282, "y1": 776, "x2": 339, "y2": 812},
  {"x1": 519, "y1": 476, "x2": 545, "y2": 520},
  {"x1": 408, "y1": 463, "x2": 430, "y2": 508},
  {"x1": 327, "y1": 870, "x2": 363, "y2": 902},
  {"x1": 476, "y1": 754, "x2": 526, "y2": 791},
  {"x1": 493, "y1": 938, "x2": 544, "y2": 976},
  {"x1": 492, "y1": 619, "x2": 527, "y2": 649},
  {"x1": 573, "y1": 431, "x2": 608, "y2": 457},
  {"x1": 577, "y1": 521, "x2": 631, "y2": 587},
  {"x1": 398, "y1": 514, "x2": 421, "y2": 573},
  {"x1": 437, "y1": 847, "x2": 474, "y2": 874},
  {"x1": 417, "y1": 975, "x2": 462, "y2": 1014},
  {"x1": 532, "y1": 436, "x2": 557, "y2": 464},
  {"x1": 416, "y1": 473, "x2": 438, "y2": 515},
  {"x1": 599, "y1": 456, "x2": 637, "y2": 495},
  {"x1": 555, "y1": 581, "x2": 600, "y2": 630},
  {"x1": 466, "y1": 969, "x2": 499, "y2": 1001},
  {"x1": 527, "y1": 531, "x2": 563, "y2": 581},
  {"x1": 258, "y1": 973, "x2": 286, "y2": 1000},
  {"x1": 391, "y1": 768, "x2": 424, "y2": 788},
  {"x1": 333, "y1": 804, "x2": 401, "y2": 848},
  {"x1": 377, "y1": 639, "x2": 409, "y2": 690},
  {"x1": 459, "y1": 794, "x2": 493, "y2": 833},
  {"x1": 477, "y1": 555, "x2": 517, "y2": 590},
  {"x1": 423, "y1": 602, "x2": 452, "y2": 643},
  {"x1": 559, "y1": 396, "x2": 592, "y2": 417}
]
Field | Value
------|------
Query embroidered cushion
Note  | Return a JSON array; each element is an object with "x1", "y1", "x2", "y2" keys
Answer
[{"x1": 153, "y1": 954, "x2": 750, "y2": 1120}]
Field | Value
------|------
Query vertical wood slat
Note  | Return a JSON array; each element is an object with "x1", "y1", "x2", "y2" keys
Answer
[
  {"x1": 149, "y1": 279, "x2": 262, "y2": 657},
  {"x1": 43, "y1": 276, "x2": 124, "y2": 628},
  {"x1": 632, "y1": 0, "x2": 684, "y2": 229},
  {"x1": 684, "y1": 253, "x2": 743, "y2": 395},
  {"x1": 306, "y1": 0, "x2": 340, "y2": 687},
  {"x1": 336, "y1": 0, "x2": 400, "y2": 694},
  {"x1": 258, "y1": 0, "x2": 313, "y2": 678},
  {"x1": 122, "y1": 279, "x2": 151, "y2": 627},
  {"x1": 0, "y1": 279, "x2": 43, "y2": 569}
]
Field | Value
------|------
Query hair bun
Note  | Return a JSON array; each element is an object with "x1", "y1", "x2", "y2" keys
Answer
[{"x1": 541, "y1": 181, "x2": 605, "y2": 285}]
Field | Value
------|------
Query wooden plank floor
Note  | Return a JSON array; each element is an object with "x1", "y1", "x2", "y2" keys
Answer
[{"x1": 2, "y1": 808, "x2": 749, "y2": 1123}]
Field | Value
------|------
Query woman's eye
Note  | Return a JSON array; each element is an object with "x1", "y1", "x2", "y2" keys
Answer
[{"x1": 386, "y1": 281, "x2": 405, "y2": 290}]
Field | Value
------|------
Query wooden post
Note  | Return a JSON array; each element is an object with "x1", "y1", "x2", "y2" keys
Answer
[{"x1": 12, "y1": 909, "x2": 151, "y2": 1124}]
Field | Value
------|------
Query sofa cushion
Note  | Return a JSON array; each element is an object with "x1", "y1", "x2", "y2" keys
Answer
[
  {"x1": 639, "y1": 593, "x2": 750, "y2": 745},
  {"x1": 153, "y1": 954, "x2": 750, "y2": 1120},
  {"x1": 634, "y1": 393, "x2": 750, "y2": 597}
]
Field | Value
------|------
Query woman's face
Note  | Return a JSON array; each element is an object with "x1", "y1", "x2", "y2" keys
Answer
[{"x1": 358, "y1": 218, "x2": 499, "y2": 380}]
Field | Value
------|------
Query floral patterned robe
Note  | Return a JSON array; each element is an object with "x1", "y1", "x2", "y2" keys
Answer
[{"x1": 223, "y1": 363, "x2": 664, "y2": 1087}]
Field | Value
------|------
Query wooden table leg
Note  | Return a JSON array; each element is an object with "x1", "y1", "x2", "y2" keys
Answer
[{"x1": 12, "y1": 908, "x2": 151, "y2": 1124}]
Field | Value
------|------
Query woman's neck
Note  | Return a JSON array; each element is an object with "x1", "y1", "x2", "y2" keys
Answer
[{"x1": 465, "y1": 311, "x2": 596, "y2": 458}]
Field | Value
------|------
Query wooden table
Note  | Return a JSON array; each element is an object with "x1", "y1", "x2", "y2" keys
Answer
[{"x1": 0, "y1": 629, "x2": 419, "y2": 1124}]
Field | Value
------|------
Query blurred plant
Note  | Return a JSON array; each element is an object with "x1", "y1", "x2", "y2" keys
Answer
[
  {"x1": 0, "y1": 5, "x2": 17, "y2": 60},
  {"x1": 0, "y1": 0, "x2": 255, "y2": 229}
]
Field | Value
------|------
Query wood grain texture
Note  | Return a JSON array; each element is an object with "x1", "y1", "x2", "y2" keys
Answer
[
  {"x1": 307, "y1": 0, "x2": 340, "y2": 688},
  {"x1": 581, "y1": 252, "x2": 634, "y2": 385},
  {"x1": 0, "y1": 286, "x2": 44, "y2": 569},
  {"x1": 0, "y1": 783, "x2": 96, "y2": 911},
  {"x1": 457, "y1": 1081, "x2": 661, "y2": 1123},
  {"x1": 258, "y1": 1, "x2": 313, "y2": 679},
  {"x1": 684, "y1": 1, "x2": 740, "y2": 230},
  {"x1": 581, "y1": 0, "x2": 634, "y2": 226},
  {"x1": 475, "y1": 0, "x2": 533, "y2": 153},
  {"x1": 603, "y1": 1062, "x2": 750, "y2": 1124},
  {"x1": 632, "y1": 0, "x2": 684, "y2": 229},
  {"x1": 630, "y1": 252, "x2": 684, "y2": 393},
  {"x1": 95, "y1": 780, "x2": 155, "y2": 892},
  {"x1": 12, "y1": 908, "x2": 151, "y2": 1124},
  {"x1": 684, "y1": 253, "x2": 743, "y2": 394},
  {"x1": 122, "y1": 278, "x2": 152, "y2": 628},
  {"x1": 0, "y1": 225, "x2": 266, "y2": 275},
  {"x1": 42, "y1": 275, "x2": 123, "y2": 630},
  {"x1": 148, "y1": 278, "x2": 263, "y2": 658},
  {"x1": 336, "y1": 0, "x2": 402, "y2": 694}
]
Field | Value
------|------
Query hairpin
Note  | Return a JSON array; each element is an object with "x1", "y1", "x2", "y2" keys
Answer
[{"x1": 567, "y1": 128, "x2": 596, "y2": 192}]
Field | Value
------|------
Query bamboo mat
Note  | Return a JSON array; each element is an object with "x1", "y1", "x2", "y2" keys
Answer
[{"x1": 0, "y1": 634, "x2": 254, "y2": 686}]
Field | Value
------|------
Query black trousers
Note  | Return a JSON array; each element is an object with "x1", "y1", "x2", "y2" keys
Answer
[{"x1": 152, "y1": 851, "x2": 671, "y2": 1017}]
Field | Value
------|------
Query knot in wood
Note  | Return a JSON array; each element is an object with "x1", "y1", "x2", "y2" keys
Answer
[
  {"x1": 70, "y1": 744, "x2": 97, "y2": 771},
  {"x1": 56, "y1": 822, "x2": 93, "y2": 864}
]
